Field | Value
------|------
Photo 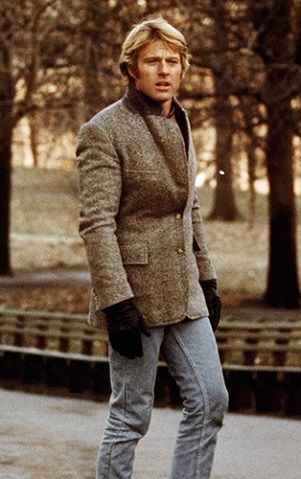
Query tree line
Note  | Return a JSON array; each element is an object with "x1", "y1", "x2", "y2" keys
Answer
[{"x1": 0, "y1": 0, "x2": 300, "y2": 308}]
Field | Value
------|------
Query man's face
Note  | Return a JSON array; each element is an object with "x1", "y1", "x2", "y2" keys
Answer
[{"x1": 128, "y1": 40, "x2": 183, "y2": 115}]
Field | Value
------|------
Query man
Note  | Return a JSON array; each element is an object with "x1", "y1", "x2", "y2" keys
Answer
[{"x1": 76, "y1": 17, "x2": 228, "y2": 479}]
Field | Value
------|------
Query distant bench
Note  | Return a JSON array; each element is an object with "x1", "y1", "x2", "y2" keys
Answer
[
  {"x1": 216, "y1": 321, "x2": 301, "y2": 373},
  {"x1": 0, "y1": 309, "x2": 108, "y2": 362},
  {"x1": 0, "y1": 308, "x2": 301, "y2": 372}
]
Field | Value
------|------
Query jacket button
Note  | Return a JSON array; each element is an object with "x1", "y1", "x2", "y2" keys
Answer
[
  {"x1": 175, "y1": 213, "x2": 182, "y2": 219},
  {"x1": 177, "y1": 248, "x2": 184, "y2": 254}
]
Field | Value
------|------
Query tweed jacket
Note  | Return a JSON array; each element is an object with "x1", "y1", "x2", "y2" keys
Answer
[{"x1": 76, "y1": 87, "x2": 217, "y2": 330}]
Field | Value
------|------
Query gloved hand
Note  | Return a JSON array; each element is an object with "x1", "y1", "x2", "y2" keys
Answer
[
  {"x1": 200, "y1": 279, "x2": 222, "y2": 332},
  {"x1": 103, "y1": 298, "x2": 150, "y2": 359}
]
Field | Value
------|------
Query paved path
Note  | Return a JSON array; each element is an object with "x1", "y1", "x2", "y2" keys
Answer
[
  {"x1": 1, "y1": 388, "x2": 301, "y2": 479},
  {"x1": 0, "y1": 269, "x2": 91, "y2": 287}
]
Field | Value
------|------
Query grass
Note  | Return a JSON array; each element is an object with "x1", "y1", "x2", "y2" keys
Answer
[
  {"x1": 7, "y1": 166, "x2": 301, "y2": 310},
  {"x1": 12, "y1": 166, "x2": 79, "y2": 236}
]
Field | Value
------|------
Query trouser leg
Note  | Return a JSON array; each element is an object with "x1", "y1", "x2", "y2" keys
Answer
[
  {"x1": 96, "y1": 327, "x2": 164, "y2": 479},
  {"x1": 161, "y1": 317, "x2": 228, "y2": 479}
]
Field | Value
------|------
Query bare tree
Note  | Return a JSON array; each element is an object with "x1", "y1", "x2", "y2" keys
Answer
[
  {"x1": 208, "y1": 2, "x2": 240, "y2": 220},
  {"x1": 179, "y1": 1, "x2": 246, "y2": 220},
  {"x1": 180, "y1": 0, "x2": 300, "y2": 306},
  {"x1": 0, "y1": 0, "x2": 80, "y2": 274},
  {"x1": 248, "y1": 0, "x2": 300, "y2": 307}
]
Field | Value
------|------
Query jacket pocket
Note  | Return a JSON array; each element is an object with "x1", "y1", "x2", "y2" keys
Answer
[{"x1": 119, "y1": 242, "x2": 148, "y2": 265}]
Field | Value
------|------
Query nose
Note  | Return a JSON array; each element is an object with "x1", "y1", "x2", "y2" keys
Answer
[{"x1": 158, "y1": 60, "x2": 169, "y2": 74}]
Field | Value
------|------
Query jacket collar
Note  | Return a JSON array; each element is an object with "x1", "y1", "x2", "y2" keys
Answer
[{"x1": 122, "y1": 85, "x2": 184, "y2": 118}]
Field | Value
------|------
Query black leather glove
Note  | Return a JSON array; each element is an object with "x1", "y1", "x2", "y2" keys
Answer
[
  {"x1": 103, "y1": 299, "x2": 150, "y2": 359},
  {"x1": 200, "y1": 279, "x2": 222, "y2": 332}
]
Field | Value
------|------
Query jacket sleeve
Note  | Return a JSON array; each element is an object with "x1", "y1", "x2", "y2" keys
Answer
[
  {"x1": 76, "y1": 121, "x2": 134, "y2": 309},
  {"x1": 192, "y1": 190, "x2": 217, "y2": 281}
]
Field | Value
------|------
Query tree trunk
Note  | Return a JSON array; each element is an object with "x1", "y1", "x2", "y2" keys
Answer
[
  {"x1": 208, "y1": 95, "x2": 240, "y2": 221},
  {"x1": 29, "y1": 112, "x2": 39, "y2": 167},
  {"x1": 259, "y1": 0, "x2": 301, "y2": 308},
  {"x1": 264, "y1": 101, "x2": 300, "y2": 307},
  {"x1": 0, "y1": 136, "x2": 12, "y2": 275},
  {"x1": 82, "y1": 0, "x2": 103, "y2": 121},
  {"x1": 246, "y1": 137, "x2": 257, "y2": 229},
  {"x1": 0, "y1": 36, "x2": 14, "y2": 275},
  {"x1": 208, "y1": 2, "x2": 240, "y2": 221}
]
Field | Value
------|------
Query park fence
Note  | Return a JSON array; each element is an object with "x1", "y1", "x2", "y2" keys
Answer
[{"x1": 0, "y1": 308, "x2": 301, "y2": 416}]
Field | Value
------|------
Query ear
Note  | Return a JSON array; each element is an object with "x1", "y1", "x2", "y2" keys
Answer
[{"x1": 127, "y1": 65, "x2": 137, "y2": 80}]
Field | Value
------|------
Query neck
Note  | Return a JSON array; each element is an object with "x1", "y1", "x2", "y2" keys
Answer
[{"x1": 161, "y1": 100, "x2": 172, "y2": 117}]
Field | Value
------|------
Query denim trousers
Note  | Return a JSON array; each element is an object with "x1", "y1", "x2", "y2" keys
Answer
[{"x1": 96, "y1": 317, "x2": 229, "y2": 479}]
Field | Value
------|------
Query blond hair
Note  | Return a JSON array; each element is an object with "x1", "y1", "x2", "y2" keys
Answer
[{"x1": 119, "y1": 17, "x2": 190, "y2": 81}]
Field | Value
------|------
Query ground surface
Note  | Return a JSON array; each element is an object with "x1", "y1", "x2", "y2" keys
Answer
[{"x1": 1, "y1": 387, "x2": 301, "y2": 479}]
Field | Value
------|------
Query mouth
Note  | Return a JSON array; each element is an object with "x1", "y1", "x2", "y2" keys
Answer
[{"x1": 155, "y1": 81, "x2": 171, "y2": 89}]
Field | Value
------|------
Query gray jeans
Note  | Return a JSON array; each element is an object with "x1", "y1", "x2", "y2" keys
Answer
[{"x1": 96, "y1": 317, "x2": 228, "y2": 479}]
